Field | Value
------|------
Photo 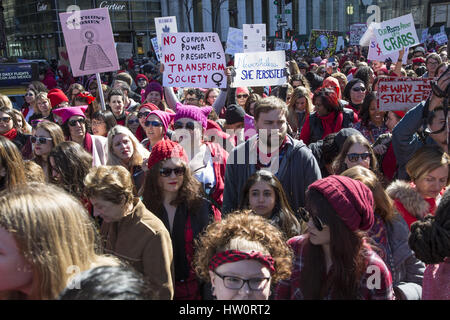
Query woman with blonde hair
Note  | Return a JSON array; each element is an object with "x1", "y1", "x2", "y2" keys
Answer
[
  {"x1": 107, "y1": 125, "x2": 150, "y2": 192},
  {"x1": 0, "y1": 136, "x2": 26, "y2": 192},
  {"x1": 387, "y1": 146, "x2": 449, "y2": 229},
  {"x1": 0, "y1": 94, "x2": 13, "y2": 109},
  {"x1": 29, "y1": 92, "x2": 55, "y2": 123},
  {"x1": 342, "y1": 166, "x2": 425, "y2": 300},
  {"x1": 193, "y1": 211, "x2": 293, "y2": 300},
  {"x1": 12, "y1": 109, "x2": 32, "y2": 134},
  {"x1": 287, "y1": 86, "x2": 314, "y2": 138},
  {"x1": 0, "y1": 183, "x2": 119, "y2": 299}
]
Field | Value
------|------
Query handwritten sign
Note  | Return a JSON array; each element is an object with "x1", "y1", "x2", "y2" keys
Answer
[
  {"x1": 232, "y1": 51, "x2": 286, "y2": 88},
  {"x1": 151, "y1": 37, "x2": 161, "y2": 61},
  {"x1": 374, "y1": 14, "x2": 419, "y2": 55},
  {"x1": 225, "y1": 28, "x2": 243, "y2": 55},
  {"x1": 275, "y1": 41, "x2": 290, "y2": 51},
  {"x1": 59, "y1": 8, "x2": 119, "y2": 77},
  {"x1": 308, "y1": 30, "x2": 338, "y2": 57},
  {"x1": 155, "y1": 16, "x2": 177, "y2": 50},
  {"x1": 350, "y1": 24, "x2": 368, "y2": 46},
  {"x1": 368, "y1": 38, "x2": 408, "y2": 63},
  {"x1": 243, "y1": 24, "x2": 266, "y2": 52},
  {"x1": 377, "y1": 78, "x2": 432, "y2": 111},
  {"x1": 433, "y1": 32, "x2": 448, "y2": 45},
  {"x1": 161, "y1": 33, "x2": 226, "y2": 88}
]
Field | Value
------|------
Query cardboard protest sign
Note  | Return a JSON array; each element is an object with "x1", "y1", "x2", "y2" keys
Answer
[
  {"x1": 350, "y1": 24, "x2": 368, "y2": 45},
  {"x1": 59, "y1": 8, "x2": 119, "y2": 77},
  {"x1": 377, "y1": 78, "x2": 432, "y2": 111},
  {"x1": 243, "y1": 24, "x2": 266, "y2": 52},
  {"x1": 225, "y1": 28, "x2": 243, "y2": 55},
  {"x1": 308, "y1": 30, "x2": 338, "y2": 57},
  {"x1": 433, "y1": 32, "x2": 448, "y2": 45},
  {"x1": 374, "y1": 14, "x2": 419, "y2": 55},
  {"x1": 232, "y1": 51, "x2": 286, "y2": 88},
  {"x1": 368, "y1": 38, "x2": 408, "y2": 63},
  {"x1": 151, "y1": 37, "x2": 161, "y2": 61},
  {"x1": 161, "y1": 33, "x2": 226, "y2": 88},
  {"x1": 155, "y1": 16, "x2": 178, "y2": 49}
]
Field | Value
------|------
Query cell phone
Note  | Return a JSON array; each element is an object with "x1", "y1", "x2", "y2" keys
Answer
[{"x1": 327, "y1": 58, "x2": 337, "y2": 68}]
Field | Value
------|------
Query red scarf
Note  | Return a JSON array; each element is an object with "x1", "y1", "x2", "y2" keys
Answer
[
  {"x1": 1, "y1": 128, "x2": 18, "y2": 141},
  {"x1": 319, "y1": 111, "x2": 344, "y2": 139},
  {"x1": 84, "y1": 132, "x2": 93, "y2": 155}
]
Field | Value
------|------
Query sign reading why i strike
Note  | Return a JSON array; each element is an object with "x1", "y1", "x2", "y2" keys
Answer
[
  {"x1": 161, "y1": 33, "x2": 226, "y2": 88},
  {"x1": 374, "y1": 13, "x2": 419, "y2": 55},
  {"x1": 232, "y1": 51, "x2": 286, "y2": 88}
]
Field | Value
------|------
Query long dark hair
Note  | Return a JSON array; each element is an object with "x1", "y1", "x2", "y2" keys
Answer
[
  {"x1": 239, "y1": 170, "x2": 301, "y2": 239},
  {"x1": 92, "y1": 110, "x2": 117, "y2": 133},
  {"x1": 358, "y1": 92, "x2": 378, "y2": 127},
  {"x1": 313, "y1": 88, "x2": 343, "y2": 115},
  {"x1": 343, "y1": 79, "x2": 365, "y2": 103},
  {"x1": 300, "y1": 188, "x2": 366, "y2": 299}
]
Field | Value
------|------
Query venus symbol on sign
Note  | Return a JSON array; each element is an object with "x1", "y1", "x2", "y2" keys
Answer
[{"x1": 212, "y1": 73, "x2": 224, "y2": 87}]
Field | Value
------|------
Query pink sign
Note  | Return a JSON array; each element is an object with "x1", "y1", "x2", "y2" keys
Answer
[{"x1": 59, "y1": 8, "x2": 119, "y2": 77}]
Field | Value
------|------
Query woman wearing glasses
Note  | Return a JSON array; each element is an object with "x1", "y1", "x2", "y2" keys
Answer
[
  {"x1": 31, "y1": 121, "x2": 65, "y2": 181},
  {"x1": 52, "y1": 106, "x2": 108, "y2": 166},
  {"x1": 274, "y1": 175, "x2": 394, "y2": 300},
  {"x1": 91, "y1": 110, "x2": 117, "y2": 137},
  {"x1": 141, "y1": 110, "x2": 174, "y2": 151},
  {"x1": 332, "y1": 134, "x2": 378, "y2": 175},
  {"x1": 21, "y1": 88, "x2": 38, "y2": 123},
  {"x1": 134, "y1": 103, "x2": 159, "y2": 142},
  {"x1": 0, "y1": 107, "x2": 30, "y2": 154},
  {"x1": 343, "y1": 79, "x2": 367, "y2": 115},
  {"x1": 125, "y1": 111, "x2": 140, "y2": 135},
  {"x1": 193, "y1": 211, "x2": 293, "y2": 300},
  {"x1": 173, "y1": 103, "x2": 228, "y2": 219},
  {"x1": 142, "y1": 139, "x2": 216, "y2": 300}
]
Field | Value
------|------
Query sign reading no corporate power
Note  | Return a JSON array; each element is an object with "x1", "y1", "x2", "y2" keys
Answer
[
  {"x1": 59, "y1": 8, "x2": 119, "y2": 77},
  {"x1": 374, "y1": 14, "x2": 419, "y2": 55},
  {"x1": 232, "y1": 51, "x2": 286, "y2": 88},
  {"x1": 161, "y1": 33, "x2": 226, "y2": 88},
  {"x1": 377, "y1": 78, "x2": 432, "y2": 111}
]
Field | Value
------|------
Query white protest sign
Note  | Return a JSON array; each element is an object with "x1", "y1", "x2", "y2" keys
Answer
[
  {"x1": 151, "y1": 37, "x2": 161, "y2": 61},
  {"x1": 337, "y1": 36, "x2": 345, "y2": 52},
  {"x1": 350, "y1": 24, "x2": 368, "y2": 45},
  {"x1": 243, "y1": 24, "x2": 266, "y2": 52},
  {"x1": 155, "y1": 16, "x2": 177, "y2": 49},
  {"x1": 377, "y1": 78, "x2": 432, "y2": 111},
  {"x1": 421, "y1": 28, "x2": 429, "y2": 43},
  {"x1": 161, "y1": 33, "x2": 226, "y2": 88},
  {"x1": 374, "y1": 14, "x2": 419, "y2": 55},
  {"x1": 433, "y1": 32, "x2": 448, "y2": 45},
  {"x1": 275, "y1": 41, "x2": 290, "y2": 51},
  {"x1": 232, "y1": 51, "x2": 286, "y2": 87},
  {"x1": 368, "y1": 38, "x2": 408, "y2": 63},
  {"x1": 292, "y1": 40, "x2": 297, "y2": 51},
  {"x1": 225, "y1": 28, "x2": 243, "y2": 55}
]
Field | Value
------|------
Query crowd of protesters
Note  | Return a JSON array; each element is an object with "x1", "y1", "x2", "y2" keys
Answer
[{"x1": 0, "y1": 37, "x2": 449, "y2": 301}]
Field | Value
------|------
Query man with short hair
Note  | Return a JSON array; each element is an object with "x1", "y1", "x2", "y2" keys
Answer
[
  {"x1": 113, "y1": 80, "x2": 139, "y2": 112},
  {"x1": 183, "y1": 88, "x2": 204, "y2": 106},
  {"x1": 222, "y1": 96, "x2": 322, "y2": 214}
]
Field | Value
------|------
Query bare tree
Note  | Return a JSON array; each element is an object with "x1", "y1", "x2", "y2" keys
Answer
[
  {"x1": 211, "y1": 0, "x2": 227, "y2": 33},
  {"x1": 182, "y1": 0, "x2": 194, "y2": 32}
]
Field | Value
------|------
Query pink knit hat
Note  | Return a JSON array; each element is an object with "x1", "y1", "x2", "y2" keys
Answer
[
  {"x1": 52, "y1": 106, "x2": 88, "y2": 124},
  {"x1": 144, "y1": 82, "x2": 164, "y2": 100},
  {"x1": 236, "y1": 87, "x2": 249, "y2": 96},
  {"x1": 174, "y1": 103, "x2": 212, "y2": 129},
  {"x1": 145, "y1": 110, "x2": 175, "y2": 135}
]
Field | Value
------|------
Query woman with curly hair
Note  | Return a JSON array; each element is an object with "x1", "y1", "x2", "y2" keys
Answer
[
  {"x1": 193, "y1": 211, "x2": 293, "y2": 300},
  {"x1": 142, "y1": 139, "x2": 216, "y2": 300}
]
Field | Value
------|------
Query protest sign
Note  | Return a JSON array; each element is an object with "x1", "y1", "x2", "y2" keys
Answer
[
  {"x1": 161, "y1": 33, "x2": 226, "y2": 88},
  {"x1": 275, "y1": 41, "x2": 290, "y2": 51},
  {"x1": 151, "y1": 37, "x2": 161, "y2": 61},
  {"x1": 225, "y1": 28, "x2": 243, "y2": 55},
  {"x1": 368, "y1": 38, "x2": 408, "y2": 63},
  {"x1": 421, "y1": 28, "x2": 428, "y2": 43},
  {"x1": 59, "y1": 8, "x2": 119, "y2": 77},
  {"x1": 243, "y1": 24, "x2": 266, "y2": 52},
  {"x1": 374, "y1": 13, "x2": 419, "y2": 55},
  {"x1": 232, "y1": 51, "x2": 286, "y2": 88},
  {"x1": 292, "y1": 40, "x2": 297, "y2": 51},
  {"x1": 350, "y1": 24, "x2": 368, "y2": 45},
  {"x1": 433, "y1": 32, "x2": 448, "y2": 45},
  {"x1": 441, "y1": 25, "x2": 445, "y2": 33},
  {"x1": 337, "y1": 36, "x2": 345, "y2": 52},
  {"x1": 155, "y1": 16, "x2": 177, "y2": 49},
  {"x1": 377, "y1": 78, "x2": 432, "y2": 111},
  {"x1": 308, "y1": 30, "x2": 338, "y2": 57},
  {"x1": 0, "y1": 63, "x2": 38, "y2": 87}
]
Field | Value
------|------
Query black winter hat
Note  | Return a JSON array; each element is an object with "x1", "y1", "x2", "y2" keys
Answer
[{"x1": 226, "y1": 104, "x2": 246, "y2": 125}]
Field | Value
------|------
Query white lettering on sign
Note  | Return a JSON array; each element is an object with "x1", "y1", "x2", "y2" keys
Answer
[{"x1": 99, "y1": 1, "x2": 126, "y2": 11}]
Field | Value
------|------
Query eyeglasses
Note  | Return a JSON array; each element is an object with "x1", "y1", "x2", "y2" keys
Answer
[
  {"x1": 159, "y1": 166, "x2": 186, "y2": 177},
  {"x1": 297, "y1": 207, "x2": 324, "y2": 231},
  {"x1": 347, "y1": 152, "x2": 371, "y2": 163},
  {"x1": 185, "y1": 98, "x2": 199, "y2": 103},
  {"x1": 138, "y1": 111, "x2": 151, "y2": 119},
  {"x1": 91, "y1": 120, "x2": 105, "y2": 126},
  {"x1": 173, "y1": 121, "x2": 195, "y2": 130},
  {"x1": 127, "y1": 119, "x2": 140, "y2": 125},
  {"x1": 25, "y1": 93, "x2": 34, "y2": 97},
  {"x1": 0, "y1": 116, "x2": 12, "y2": 123},
  {"x1": 214, "y1": 271, "x2": 270, "y2": 291},
  {"x1": 352, "y1": 86, "x2": 366, "y2": 92},
  {"x1": 68, "y1": 118, "x2": 86, "y2": 127},
  {"x1": 145, "y1": 120, "x2": 163, "y2": 127},
  {"x1": 427, "y1": 61, "x2": 439, "y2": 66},
  {"x1": 237, "y1": 94, "x2": 249, "y2": 99},
  {"x1": 31, "y1": 136, "x2": 53, "y2": 144}
]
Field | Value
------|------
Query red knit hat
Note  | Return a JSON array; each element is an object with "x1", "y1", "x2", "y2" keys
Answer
[
  {"x1": 139, "y1": 103, "x2": 159, "y2": 112},
  {"x1": 48, "y1": 89, "x2": 69, "y2": 108},
  {"x1": 147, "y1": 139, "x2": 188, "y2": 170},
  {"x1": 308, "y1": 175, "x2": 375, "y2": 232},
  {"x1": 392, "y1": 110, "x2": 406, "y2": 119},
  {"x1": 136, "y1": 74, "x2": 149, "y2": 83}
]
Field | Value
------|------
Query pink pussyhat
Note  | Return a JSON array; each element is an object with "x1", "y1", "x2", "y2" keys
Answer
[
  {"x1": 52, "y1": 106, "x2": 88, "y2": 124},
  {"x1": 145, "y1": 110, "x2": 175, "y2": 135}
]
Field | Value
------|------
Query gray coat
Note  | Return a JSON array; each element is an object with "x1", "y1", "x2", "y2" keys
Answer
[
  {"x1": 392, "y1": 101, "x2": 438, "y2": 180},
  {"x1": 222, "y1": 135, "x2": 322, "y2": 214}
]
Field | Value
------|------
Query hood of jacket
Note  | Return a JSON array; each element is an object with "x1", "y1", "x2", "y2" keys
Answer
[{"x1": 386, "y1": 180, "x2": 430, "y2": 220}]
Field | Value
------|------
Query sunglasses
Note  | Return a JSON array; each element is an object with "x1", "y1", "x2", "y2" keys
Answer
[
  {"x1": 347, "y1": 152, "x2": 371, "y2": 163},
  {"x1": 25, "y1": 93, "x2": 34, "y2": 97},
  {"x1": 31, "y1": 136, "x2": 53, "y2": 144},
  {"x1": 144, "y1": 120, "x2": 163, "y2": 127},
  {"x1": 159, "y1": 166, "x2": 186, "y2": 177},
  {"x1": 127, "y1": 119, "x2": 140, "y2": 125},
  {"x1": 173, "y1": 121, "x2": 195, "y2": 130},
  {"x1": 297, "y1": 207, "x2": 324, "y2": 231},
  {"x1": 237, "y1": 94, "x2": 249, "y2": 99},
  {"x1": 0, "y1": 117, "x2": 12, "y2": 123},
  {"x1": 68, "y1": 118, "x2": 86, "y2": 127},
  {"x1": 138, "y1": 112, "x2": 151, "y2": 119},
  {"x1": 352, "y1": 86, "x2": 366, "y2": 92}
]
